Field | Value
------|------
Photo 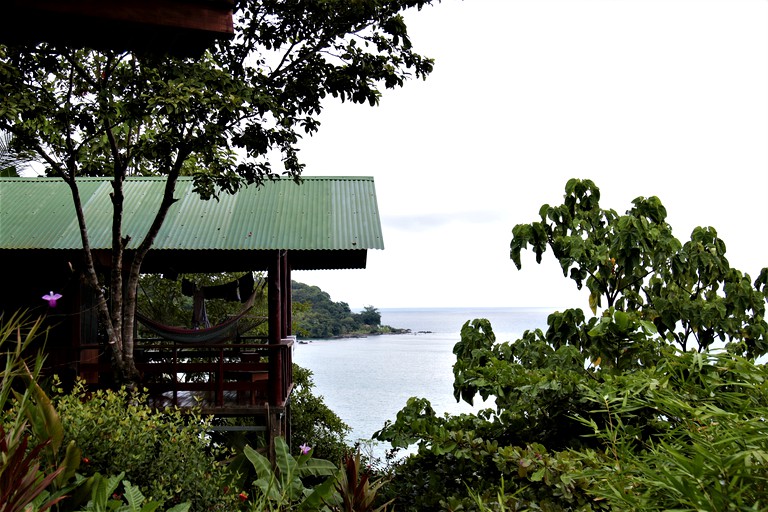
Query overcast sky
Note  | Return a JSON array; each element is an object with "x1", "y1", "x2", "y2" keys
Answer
[{"x1": 297, "y1": 0, "x2": 767, "y2": 310}]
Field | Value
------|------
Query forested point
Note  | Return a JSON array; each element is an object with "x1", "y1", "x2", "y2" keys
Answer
[{"x1": 292, "y1": 281, "x2": 407, "y2": 339}]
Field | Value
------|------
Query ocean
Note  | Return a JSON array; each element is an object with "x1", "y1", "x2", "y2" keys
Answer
[{"x1": 292, "y1": 307, "x2": 556, "y2": 451}]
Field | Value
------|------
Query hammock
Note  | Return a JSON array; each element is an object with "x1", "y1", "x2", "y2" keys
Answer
[
  {"x1": 136, "y1": 283, "x2": 265, "y2": 344},
  {"x1": 135, "y1": 308, "x2": 266, "y2": 344}
]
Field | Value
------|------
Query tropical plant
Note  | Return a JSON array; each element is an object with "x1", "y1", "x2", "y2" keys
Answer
[
  {"x1": 242, "y1": 437, "x2": 337, "y2": 510},
  {"x1": 574, "y1": 351, "x2": 768, "y2": 511},
  {"x1": 75, "y1": 472, "x2": 191, "y2": 512},
  {"x1": 0, "y1": 312, "x2": 84, "y2": 512},
  {"x1": 0, "y1": 425, "x2": 64, "y2": 512},
  {"x1": 326, "y1": 451, "x2": 392, "y2": 512},
  {"x1": 0, "y1": 129, "x2": 32, "y2": 176},
  {"x1": 509, "y1": 178, "x2": 768, "y2": 357}
]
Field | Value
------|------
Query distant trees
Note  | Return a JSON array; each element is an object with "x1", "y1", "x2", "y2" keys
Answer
[
  {"x1": 358, "y1": 305, "x2": 382, "y2": 326},
  {"x1": 292, "y1": 282, "x2": 383, "y2": 339},
  {"x1": 136, "y1": 275, "x2": 386, "y2": 340}
]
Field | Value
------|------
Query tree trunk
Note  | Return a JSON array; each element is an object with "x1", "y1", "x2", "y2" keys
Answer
[
  {"x1": 119, "y1": 158, "x2": 187, "y2": 384},
  {"x1": 61, "y1": 144, "x2": 188, "y2": 386}
]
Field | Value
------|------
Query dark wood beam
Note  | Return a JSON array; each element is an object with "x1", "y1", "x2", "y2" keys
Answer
[
  {"x1": 2, "y1": 0, "x2": 233, "y2": 56},
  {"x1": 267, "y1": 250, "x2": 283, "y2": 345},
  {"x1": 280, "y1": 250, "x2": 291, "y2": 338}
]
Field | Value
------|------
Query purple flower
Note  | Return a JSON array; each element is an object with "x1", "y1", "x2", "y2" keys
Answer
[
  {"x1": 299, "y1": 443, "x2": 311, "y2": 455},
  {"x1": 42, "y1": 291, "x2": 62, "y2": 308}
]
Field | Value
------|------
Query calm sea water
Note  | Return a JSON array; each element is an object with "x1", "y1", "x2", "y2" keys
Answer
[{"x1": 292, "y1": 307, "x2": 555, "y2": 449}]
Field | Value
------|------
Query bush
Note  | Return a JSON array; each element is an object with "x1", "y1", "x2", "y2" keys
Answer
[{"x1": 53, "y1": 381, "x2": 238, "y2": 511}]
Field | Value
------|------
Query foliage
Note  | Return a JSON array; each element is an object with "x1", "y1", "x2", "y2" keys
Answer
[
  {"x1": 375, "y1": 179, "x2": 768, "y2": 510},
  {"x1": 509, "y1": 178, "x2": 767, "y2": 357},
  {"x1": 53, "y1": 381, "x2": 237, "y2": 511},
  {"x1": 375, "y1": 393, "x2": 606, "y2": 510},
  {"x1": 575, "y1": 351, "x2": 768, "y2": 511},
  {"x1": 75, "y1": 472, "x2": 190, "y2": 512},
  {"x1": 325, "y1": 451, "x2": 392, "y2": 512},
  {"x1": 0, "y1": 129, "x2": 31, "y2": 176},
  {"x1": 242, "y1": 437, "x2": 337, "y2": 510},
  {"x1": 290, "y1": 364, "x2": 351, "y2": 463},
  {"x1": 0, "y1": 0, "x2": 436, "y2": 381},
  {"x1": 240, "y1": 440, "x2": 394, "y2": 512},
  {"x1": 0, "y1": 425, "x2": 63, "y2": 512},
  {"x1": 0, "y1": 312, "x2": 82, "y2": 512},
  {"x1": 292, "y1": 282, "x2": 386, "y2": 338},
  {"x1": 356, "y1": 307, "x2": 382, "y2": 328}
]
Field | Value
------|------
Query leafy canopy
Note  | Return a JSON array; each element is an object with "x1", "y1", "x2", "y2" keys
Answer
[
  {"x1": 0, "y1": 0, "x2": 436, "y2": 192},
  {"x1": 375, "y1": 179, "x2": 768, "y2": 511},
  {"x1": 510, "y1": 178, "x2": 768, "y2": 356}
]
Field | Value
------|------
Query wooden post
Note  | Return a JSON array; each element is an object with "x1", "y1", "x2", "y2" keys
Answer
[
  {"x1": 275, "y1": 347, "x2": 284, "y2": 405},
  {"x1": 268, "y1": 251, "x2": 282, "y2": 346},
  {"x1": 216, "y1": 347, "x2": 224, "y2": 406},
  {"x1": 266, "y1": 251, "x2": 292, "y2": 460},
  {"x1": 268, "y1": 251, "x2": 285, "y2": 404},
  {"x1": 281, "y1": 251, "x2": 291, "y2": 337},
  {"x1": 267, "y1": 406, "x2": 286, "y2": 464}
]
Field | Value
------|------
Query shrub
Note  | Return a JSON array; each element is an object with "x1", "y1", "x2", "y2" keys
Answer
[{"x1": 53, "y1": 381, "x2": 238, "y2": 511}]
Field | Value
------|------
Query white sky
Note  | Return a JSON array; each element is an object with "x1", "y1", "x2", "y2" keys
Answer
[{"x1": 298, "y1": 0, "x2": 768, "y2": 309}]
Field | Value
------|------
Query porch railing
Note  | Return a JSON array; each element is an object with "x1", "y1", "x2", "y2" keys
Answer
[{"x1": 78, "y1": 337, "x2": 294, "y2": 409}]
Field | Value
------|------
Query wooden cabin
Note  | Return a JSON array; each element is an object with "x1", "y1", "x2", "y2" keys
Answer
[
  {"x1": 1, "y1": 0, "x2": 234, "y2": 56},
  {"x1": 0, "y1": 175, "x2": 384, "y2": 446}
]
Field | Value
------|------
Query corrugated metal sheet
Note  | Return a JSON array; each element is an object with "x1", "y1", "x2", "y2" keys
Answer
[{"x1": 0, "y1": 176, "x2": 384, "y2": 252}]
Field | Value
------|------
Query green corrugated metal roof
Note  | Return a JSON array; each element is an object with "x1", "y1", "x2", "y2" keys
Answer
[{"x1": 0, "y1": 176, "x2": 384, "y2": 252}]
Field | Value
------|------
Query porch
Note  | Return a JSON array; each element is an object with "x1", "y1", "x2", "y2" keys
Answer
[{"x1": 78, "y1": 336, "x2": 294, "y2": 414}]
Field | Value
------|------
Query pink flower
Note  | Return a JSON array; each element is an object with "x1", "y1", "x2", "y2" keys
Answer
[
  {"x1": 238, "y1": 492, "x2": 248, "y2": 502},
  {"x1": 42, "y1": 291, "x2": 62, "y2": 307},
  {"x1": 299, "y1": 443, "x2": 311, "y2": 455}
]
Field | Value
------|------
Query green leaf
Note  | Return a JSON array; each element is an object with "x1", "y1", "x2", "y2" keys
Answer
[
  {"x1": 253, "y1": 477, "x2": 282, "y2": 502},
  {"x1": 122, "y1": 481, "x2": 146, "y2": 512},
  {"x1": 296, "y1": 457, "x2": 337, "y2": 478},
  {"x1": 56, "y1": 440, "x2": 81, "y2": 486},
  {"x1": 273, "y1": 436, "x2": 298, "y2": 485},
  {"x1": 165, "y1": 504, "x2": 190, "y2": 512},
  {"x1": 243, "y1": 444, "x2": 273, "y2": 482},
  {"x1": 614, "y1": 310, "x2": 629, "y2": 332},
  {"x1": 297, "y1": 476, "x2": 336, "y2": 511}
]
